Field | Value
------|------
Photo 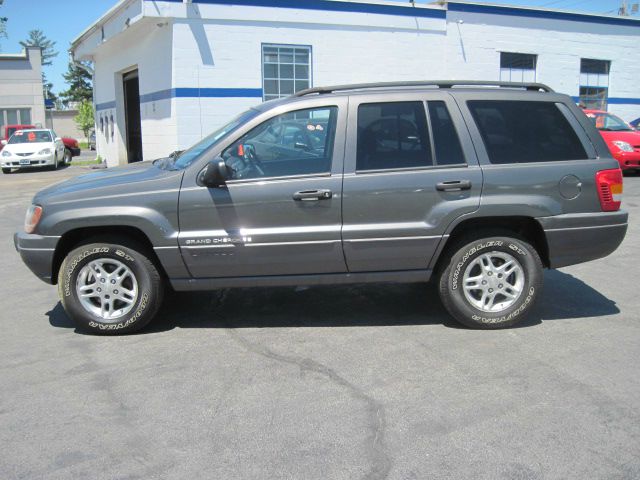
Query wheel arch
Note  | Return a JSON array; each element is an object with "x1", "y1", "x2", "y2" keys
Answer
[
  {"x1": 433, "y1": 216, "x2": 550, "y2": 273},
  {"x1": 52, "y1": 225, "x2": 168, "y2": 285}
]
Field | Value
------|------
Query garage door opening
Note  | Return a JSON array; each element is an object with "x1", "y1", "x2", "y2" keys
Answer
[{"x1": 123, "y1": 70, "x2": 142, "y2": 163}]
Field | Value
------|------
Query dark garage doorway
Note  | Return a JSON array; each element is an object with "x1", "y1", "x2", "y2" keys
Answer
[{"x1": 123, "y1": 70, "x2": 142, "y2": 163}]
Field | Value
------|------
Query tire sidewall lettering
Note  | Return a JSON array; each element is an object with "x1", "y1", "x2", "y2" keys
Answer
[{"x1": 87, "y1": 291, "x2": 149, "y2": 330}]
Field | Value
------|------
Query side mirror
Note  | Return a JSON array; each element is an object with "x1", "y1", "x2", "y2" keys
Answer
[
  {"x1": 54, "y1": 137, "x2": 62, "y2": 142},
  {"x1": 198, "y1": 159, "x2": 230, "y2": 188},
  {"x1": 0, "y1": 140, "x2": 6, "y2": 146}
]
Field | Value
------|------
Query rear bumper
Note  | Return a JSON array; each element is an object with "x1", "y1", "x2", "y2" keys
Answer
[
  {"x1": 537, "y1": 211, "x2": 628, "y2": 268},
  {"x1": 14, "y1": 231, "x2": 59, "y2": 284},
  {"x1": 69, "y1": 147, "x2": 81, "y2": 157}
]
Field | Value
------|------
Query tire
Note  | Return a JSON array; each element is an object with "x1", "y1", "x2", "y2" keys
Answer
[
  {"x1": 2, "y1": 168, "x2": 11, "y2": 174},
  {"x1": 438, "y1": 233, "x2": 543, "y2": 329},
  {"x1": 64, "y1": 148, "x2": 72, "y2": 165},
  {"x1": 58, "y1": 241, "x2": 164, "y2": 334}
]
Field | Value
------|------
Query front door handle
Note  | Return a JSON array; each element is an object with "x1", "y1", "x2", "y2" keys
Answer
[
  {"x1": 293, "y1": 189, "x2": 333, "y2": 201},
  {"x1": 436, "y1": 180, "x2": 472, "y2": 192}
]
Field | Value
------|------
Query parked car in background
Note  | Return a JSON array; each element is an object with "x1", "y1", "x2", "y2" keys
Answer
[
  {"x1": 1, "y1": 124, "x2": 80, "y2": 163},
  {"x1": 630, "y1": 117, "x2": 640, "y2": 130},
  {"x1": 14, "y1": 81, "x2": 627, "y2": 334},
  {"x1": 89, "y1": 130, "x2": 96, "y2": 151},
  {"x1": 583, "y1": 109, "x2": 640, "y2": 172},
  {"x1": 1, "y1": 129, "x2": 66, "y2": 173}
]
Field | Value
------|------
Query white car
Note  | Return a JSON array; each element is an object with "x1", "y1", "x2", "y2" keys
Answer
[{"x1": 1, "y1": 129, "x2": 66, "y2": 174}]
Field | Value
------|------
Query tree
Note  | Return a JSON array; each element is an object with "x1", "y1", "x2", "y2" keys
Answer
[
  {"x1": 75, "y1": 101, "x2": 94, "y2": 142},
  {"x1": 19, "y1": 29, "x2": 58, "y2": 66},
  {"x1": 59, "y1": 61, "x2": 92, "y2": 105},
  {"x1": 0, "y1": 1, "x2": 7, "y2": 50}
]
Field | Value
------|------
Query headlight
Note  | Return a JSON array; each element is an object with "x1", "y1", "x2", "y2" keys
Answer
[
  {"x1": 612, "y1": 141, "x2": 634, "y2": 152},
  {"x1": 1, "y1": 150, "x2": 11, "y2": 157},
  {"x1": 24, "y1": 205, "x2": 43, "y2": 234},
  {"x1": 38, "y1": 148, "x2": 52, "y2": 155}
]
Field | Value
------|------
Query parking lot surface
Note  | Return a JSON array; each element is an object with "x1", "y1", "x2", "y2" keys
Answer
[{"x1": 1, "y1": 166, "x2": 639, "y2": 480}]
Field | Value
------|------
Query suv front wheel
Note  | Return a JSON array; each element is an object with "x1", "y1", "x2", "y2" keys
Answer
[
  {"x1": 58, "y1": 241, "x2": 163, "y2": 334},
  {"x1": 438, "y1": 234, "x2": 543, "y2": 329}
]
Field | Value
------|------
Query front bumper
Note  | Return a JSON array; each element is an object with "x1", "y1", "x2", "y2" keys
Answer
[
  {"x1": 2, "y1": 153, "x2": 55, "y2": 168},
  {"x1": 612, "y1": 151, "x2": 640, "y2": 170},
  {"x1": 537, "y1": 211, "x2": 628, "y2": 268},
  {"x1": 14, "y1": 231, "x2": 60, "y2": 284}
]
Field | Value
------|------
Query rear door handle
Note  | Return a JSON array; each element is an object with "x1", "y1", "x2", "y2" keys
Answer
[
  {"x1": 436, "y1": 180, "x2": 472, "y2": 192},
  {"x1": 293, "y1": 189, "x2": 333, "y2": 201}
]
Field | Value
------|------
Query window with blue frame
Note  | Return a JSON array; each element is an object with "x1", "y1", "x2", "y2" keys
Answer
[
  {"x1": 262, "y1": 45, "x2": 311, "y2": 101},
  {"x1": 579, "y1": 58, "x2": 610, "y2": 110},
  {"x1": 499, "y1": 52, "x2": 537, "y2": 83}
]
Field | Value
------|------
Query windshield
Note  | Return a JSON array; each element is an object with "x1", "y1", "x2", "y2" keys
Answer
[
  {"x1": 586, "y1": 112, "x2": 633, "y2": 132},
  {"x1": 172, "y1": 109, "x2": 260, "y2": 169},
  {"x1": 8, "y1": 130, "x2": 52, "y2": 144}
]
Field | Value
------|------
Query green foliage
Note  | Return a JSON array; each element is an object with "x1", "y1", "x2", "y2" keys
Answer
[
  {"x1": 60, "y1": 61, "x2": 93, "y2": 105},
  {"x1": 20, "y1": 29, "x2": 58, "y2": 66},
  {"x1": 75, "y1": 101, "x2": 95, "y2": 141},
  {"x1": 0, "y1": 1, "x2": 7, "y2": 48}
]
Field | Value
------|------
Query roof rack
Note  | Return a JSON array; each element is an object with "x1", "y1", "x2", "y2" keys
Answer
[{"x1": 292, "y1": 80, "x2": 554, "y2": 97}]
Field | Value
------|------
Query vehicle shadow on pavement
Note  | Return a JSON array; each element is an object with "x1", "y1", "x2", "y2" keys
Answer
[{"x1": 46, "y1": 269, "x2": 619, "y2": 335}]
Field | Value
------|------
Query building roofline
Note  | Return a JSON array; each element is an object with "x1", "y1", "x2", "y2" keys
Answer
[
  {"x1": 0, "y1": 46, "x2": 42, "y2": 61},
  {"x1": 70, "y1": 0, "x2": 137, "y2": 52},
  {"x1": 70, "y1": 0, "x2": 640, "y2": 54},
  {"x1": 448, "y1": 1, "x2": 640, "y2": 26}
]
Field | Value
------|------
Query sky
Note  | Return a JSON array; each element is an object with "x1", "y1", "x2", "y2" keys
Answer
[{"x1": 0, "y1": 0, "x2": 635, "y2": 96}]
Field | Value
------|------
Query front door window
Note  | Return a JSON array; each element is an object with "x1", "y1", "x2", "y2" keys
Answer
[{"x1": 222, "y1": 106, "x2": 338, "y2": 181}]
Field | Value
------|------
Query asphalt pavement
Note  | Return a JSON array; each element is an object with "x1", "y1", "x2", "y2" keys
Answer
[{"x1": 0, "y1": 166, "x2": 638, "y2": 480}]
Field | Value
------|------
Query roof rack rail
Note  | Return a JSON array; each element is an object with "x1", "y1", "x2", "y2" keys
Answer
[{"x1": 292, "y1": 80, "x2": 554, "y2": 97}]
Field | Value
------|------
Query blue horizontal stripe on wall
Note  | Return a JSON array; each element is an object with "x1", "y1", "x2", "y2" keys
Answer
[
  {"x1": 161, "y1": 0, "x2": 446, "y2": 19},
  {"x1": 448, "y1": 1, "x2": 640, "y2": 27},
  {"x1": 609, "y1": 97, "x2": 640, "y2": 105},
  {"x1": 95, "y1": 88, "x2": 640, "y2": 111},
  {"x1": 95, "y1": 100, "x2": 116, "y2": 111},
  {"x1": 96, "y1": 87, "x2": 264, "y2": 110}
]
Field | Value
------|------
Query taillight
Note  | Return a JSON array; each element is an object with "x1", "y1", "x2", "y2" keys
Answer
[{"x1": 595, "y1": 168, "x2": 623, "y2": 212}]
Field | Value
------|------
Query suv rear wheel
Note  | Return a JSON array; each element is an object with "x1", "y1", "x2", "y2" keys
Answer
[
  {"x1": 438, "y1": 234, "x2": 543, "y2": 329},
  {"x1": 58, "y1": 241, "x2": 163, "y2": 334}
]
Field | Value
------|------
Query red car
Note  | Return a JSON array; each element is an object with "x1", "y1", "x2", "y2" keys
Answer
[
  {"x1": 0, "y1": 124, "x2": 80, "y2": 163},
  {"x1": 583, "y1": 110, "x2": 640, "y2": 171}
]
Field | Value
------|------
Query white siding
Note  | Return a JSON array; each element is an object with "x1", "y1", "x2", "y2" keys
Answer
[{"x1": 80, "y1": 0, "x2": 640, "y2": 165}]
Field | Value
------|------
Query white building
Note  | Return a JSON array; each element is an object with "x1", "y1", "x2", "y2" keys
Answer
[
  {"x1": 70, "y1": 0, "x2": 640, "y2": 167},
  {"x1": 0, "y1": 46, "x2": 46, "y2": 134}
]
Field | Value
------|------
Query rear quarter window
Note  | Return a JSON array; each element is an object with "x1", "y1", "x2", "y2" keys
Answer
[{"x1": 467, "y1": 100, "x2": 587, "y2": 164}]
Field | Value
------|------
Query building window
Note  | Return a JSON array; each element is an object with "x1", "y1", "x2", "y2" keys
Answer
[
  {"x1": 499, "y1": 52, "x2": 537, "y2": 83},
  {"x1": 0, "y1": 108, "x2": 32, "y2": 135},
  {"x1": 262, "y1": 44, "x2": 311, "y2": 101},
  {"x1": 580, "y1": 59, "x2": 610, "y2": 110}
]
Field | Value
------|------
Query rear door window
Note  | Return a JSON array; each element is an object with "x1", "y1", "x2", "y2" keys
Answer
[
  {"x1": 356, "y1": 102, "x2": 432, "y2": 171},
  {"x1": 467, "y1": 100, "x2": 587, "y2": 164}
]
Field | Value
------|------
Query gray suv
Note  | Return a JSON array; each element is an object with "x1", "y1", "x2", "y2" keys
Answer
[{"x1": 14, "y1": 81, "x2": 628, "y2": 334}]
